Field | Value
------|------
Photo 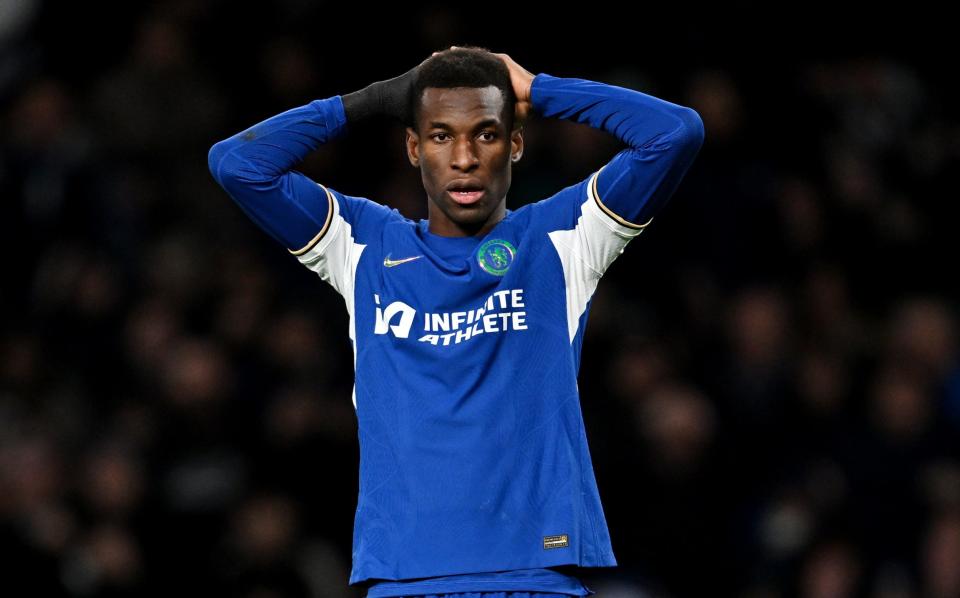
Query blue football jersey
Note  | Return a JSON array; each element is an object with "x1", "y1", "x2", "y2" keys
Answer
[
  {"x1": 209, "y1": 69, "x2": 704, "y2": 596},
  {"x1": 290, "y1": 165, "x2": 646, "y2": 588}
]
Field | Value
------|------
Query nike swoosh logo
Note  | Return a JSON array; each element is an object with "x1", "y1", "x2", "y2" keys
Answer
[{"x1": 383, "y1": 253, "x2": 423, "y2": 267}]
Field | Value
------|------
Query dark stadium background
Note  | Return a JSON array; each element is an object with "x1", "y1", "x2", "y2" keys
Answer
[{"x1": 2, "y1": 2, "x2": 958, "y2": 597}]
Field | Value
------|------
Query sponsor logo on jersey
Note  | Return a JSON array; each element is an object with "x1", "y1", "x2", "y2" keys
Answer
[
  {"x1": 373, "y1": 295, "x2": 417, "y2": 338},
  {"x1": 383, "y1": 253, "x2": 423, "y2": 267},
  {"x1": 476, "y1": 239, "x2": 516, "y2": 276},
  {"x1": 373, "y1": 289, "x2": 527, "y2": 345}
]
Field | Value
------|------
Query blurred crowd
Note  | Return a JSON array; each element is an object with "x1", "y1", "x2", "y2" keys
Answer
[{"x1": 2, "y1": 2, "x2": 959, "y2": 598}]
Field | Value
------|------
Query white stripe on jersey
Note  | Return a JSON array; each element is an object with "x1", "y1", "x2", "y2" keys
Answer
[
  {"x1": 294, "y1": 183, "x2": 366, "y2": 409},
  {"x1": 547, "y1": 169, "x2": 648, "y2": 344}
]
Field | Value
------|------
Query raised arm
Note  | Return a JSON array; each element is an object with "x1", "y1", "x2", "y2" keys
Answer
[
  {"x1": 206, "y1": 61, "x2": 421, "y2": 252},
  {"x1": 532, "y1": 72, "x2": 704, "y2": 227},
  {"x1": 492, "y1": 51, "x2": 703, "y2": 229},
  {"x1": 207, "y1": 97, "x2": 344, "y2": 252}
]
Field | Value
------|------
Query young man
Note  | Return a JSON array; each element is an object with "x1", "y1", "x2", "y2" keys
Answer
[{"x1": 208, "y1": 46, "x2": 704, "y2": 598}]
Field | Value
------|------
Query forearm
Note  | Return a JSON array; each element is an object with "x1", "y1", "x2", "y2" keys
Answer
[
  {"x1": 209, "y1": 95, "x2": 347, "y2": 182},
  {"x1": 530, "y1": 73, "x2": 704, "y2": 225},
  {"x1": 207, "y1": 96, "x2": 347, "y2": 250}
]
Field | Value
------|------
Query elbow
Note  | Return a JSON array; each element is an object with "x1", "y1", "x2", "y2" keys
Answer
[
  {"x1": 655, "y1": 107, "x2": 704, "y2": 166},
  {"x1": 208, "y1": 137, "x2": 266, "y2": 187},
  {"x1": 640, "y1": 107, "x2": 706, "y2": 155},
  {"x1": 208, "y1": 139, "x2": 234, "y2": 186},
  {"x1": 675, "y1": 107, "x2": 705, "y2": 153}
]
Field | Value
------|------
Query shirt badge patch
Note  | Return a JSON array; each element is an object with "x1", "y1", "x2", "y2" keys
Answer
[
  {"x1": 476, "y1": 239, "x2": 516, "y2": 276},
  {"x1": 543, "y1": 534, "x2": 569, "y2": 549}
]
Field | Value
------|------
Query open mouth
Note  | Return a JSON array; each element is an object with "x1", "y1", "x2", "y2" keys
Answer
[{"x1": 448, "y1": 189, "x2": 486, "y2": 205}]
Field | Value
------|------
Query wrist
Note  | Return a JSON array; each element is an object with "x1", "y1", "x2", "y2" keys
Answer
[
  {"x1": 519, "y1": 73, "x2": 535, "y2": 104},
  {"x1": 341, "y1": 82, "x2": 384, "y2": 124},
  {"x1": 342, "y1": 65, "x2": 418, "y2": 125}
]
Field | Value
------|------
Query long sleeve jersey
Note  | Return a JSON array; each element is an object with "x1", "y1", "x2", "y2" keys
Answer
[{"x1": 208, "y1": 73, "x2": 704, "y2": 597}]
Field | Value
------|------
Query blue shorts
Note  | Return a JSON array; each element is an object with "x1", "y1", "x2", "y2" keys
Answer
[{"x1": 393, "y1": 594, "x2": 574, "y2": 598}]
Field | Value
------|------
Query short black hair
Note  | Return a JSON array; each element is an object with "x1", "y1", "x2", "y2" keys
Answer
[{"x1": 409, "y1": 45, "x2": 517, "y2": 134}]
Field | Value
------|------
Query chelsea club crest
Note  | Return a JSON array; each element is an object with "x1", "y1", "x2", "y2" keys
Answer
[{"x1": 476, "y1": 239, "x2": 516, "y2": 276}]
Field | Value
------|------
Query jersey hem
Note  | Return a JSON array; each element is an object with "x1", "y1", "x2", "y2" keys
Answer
[{"x1": 365, "y1": 579, "x2": 592, "y2": 597}]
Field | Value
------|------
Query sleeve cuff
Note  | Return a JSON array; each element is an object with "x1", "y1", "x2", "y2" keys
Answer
[
  {"x1": 530, "y1": 72, "x2": 555, "y2": 115},
  {"x1": 311, "y1": 96, "x2": 349, "y2": 140}
]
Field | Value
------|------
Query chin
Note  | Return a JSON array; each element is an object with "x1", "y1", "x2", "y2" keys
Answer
[
  {"x1": 451, "y1": 209, "x2": 490, "y2": 226},
  {"x1": 431, "y1": 192, "x2": 500, "y2": 228},
  {"x1": 443, "y1": 197, "x2": 484, "y2": 215}
]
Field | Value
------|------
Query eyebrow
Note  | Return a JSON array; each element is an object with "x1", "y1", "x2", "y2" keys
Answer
[{"x1": 428, "y1": 118, "x2": 501, "y2": 131}]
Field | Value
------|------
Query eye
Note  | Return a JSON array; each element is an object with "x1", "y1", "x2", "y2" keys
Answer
[
  {"x1": 431, "y1": 133, "x2": 449, "y2": 142},
  {"x1": 479, "y1": 131, "x2": 496, "y2": 141}
]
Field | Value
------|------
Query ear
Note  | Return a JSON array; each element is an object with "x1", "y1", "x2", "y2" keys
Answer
[
  {"x1": 510, "y1": 127, "x2": 524, "y2": 163},
  {"x1": 405, "y1": 126, "x2": 420, "y2": 168}
]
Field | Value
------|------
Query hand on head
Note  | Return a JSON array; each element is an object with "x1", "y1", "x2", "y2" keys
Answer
[{"x1": 429, "y1": 46, "x2": 535, "y2": 130}]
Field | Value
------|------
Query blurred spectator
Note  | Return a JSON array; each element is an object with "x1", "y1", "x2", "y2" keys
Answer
[{"x1": 2, "y1": 5, "x2": 958, "y2": 597}]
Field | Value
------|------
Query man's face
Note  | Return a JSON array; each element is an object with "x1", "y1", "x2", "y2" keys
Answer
[{"x1": 405, "y1": 85, "x2": 523, "y2": 237}]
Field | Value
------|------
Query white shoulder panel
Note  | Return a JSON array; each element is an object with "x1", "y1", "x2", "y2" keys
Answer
[
  {"x1": 291, "y1": 184, "x2": 365, "y2": 409},
  {"x1": 548, "y1": 170, "x2": 650, "y2": 343}
]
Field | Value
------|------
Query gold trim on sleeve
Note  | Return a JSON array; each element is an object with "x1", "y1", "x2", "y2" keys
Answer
[
  {"x1": 288, "y1": 184, "x2": 335, "y2": 256},
  {"x1": 591, "y1": 167, "x2": 654, "y2": 230}
]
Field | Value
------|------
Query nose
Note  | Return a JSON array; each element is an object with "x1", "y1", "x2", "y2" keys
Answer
[{"x1": 450, "y1": 137, "x2": 479, "y2": 171}]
